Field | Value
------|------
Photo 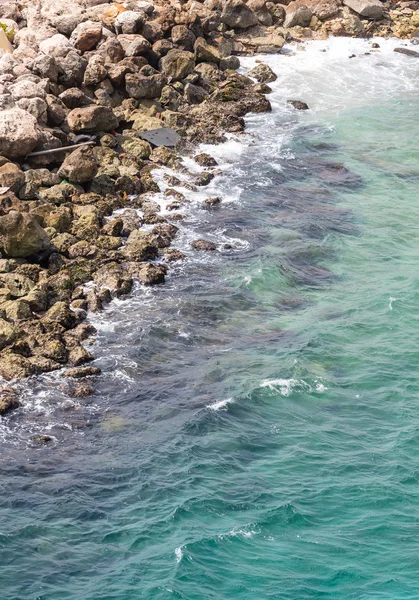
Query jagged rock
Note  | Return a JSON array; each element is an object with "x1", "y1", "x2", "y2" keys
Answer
[
  {"x1": 266, "y1": 2, "x2": 286, "y2": 24},
  {"x1": 0, "y1": 108, "x2": 40, "y2": 159},
  {"x1": 195, "y1": 153, "x2": 218, "y2": 167},
  {"x1": 160, "y1": 50, "x2": 195, "y2": 81},
  {"x1": 126, "y1": 262, "x2": 167, "y2": 285},
  {"x1": 42, "y1": 301, "x2": 77, "y2": 330},
  {"x1": 122, "y1": 137, "x2": 152, "y2": 159},
  {"x1": 0, "y1": 273, "x2": 35, "y2": 298},
  {"x1": 58, "y1": 146, "x2": 98, "y2": 184},
  {"x1": 67, "y1": 105, "x2": 118, "y2": 132},
  {"x1": 247, "y1": 0, "x2": 273, "y2": 25},
  {"x1": 124, "y1": 229, "x2": 159, "y2": 261},
  {"x1": 84, "y1": 55, "x2": 107, "y2": 87},
  {"x1": 343, "y1": 0, "x2": 384, "y2": 19},
  {"x1": 32, "y1": 54, "x2": 59, "y2": 83},
  {"x1": 220, "y1": 55, "x2": 240, "y2": 70},
  {"x1": 39, "y1": 183, "x2": 81, "y2": 205},
  {"x1": 59, "y1": 88, "x2": 92, "y2": 109},
  {"x1": 19, "y1": 168, "x2": 61, "y2": 200},
  {"x1": 70, "y1": 21, "x2": 102, "y2": 51},
  {"x1": 0, "y1": 318, "x2": 20, "y2": 350},
  {"x1": 288, "y1": 99, "x2": 309, "y2": 110},
  {"x1": 46, "y1": 94, "x2": 68, "y2": 126},
  {"x1": 221, "y1": 0, "x2": 259, "y2": 29},
  {"x1": 0, "y1": 211, "x2": 51, "y2": 259},
  {"x1": 57, "y1": 51, "x2": 87, "y2": 87},
  {"x1": 194, "y1": 37, "x2": 220, "y2": 64}
]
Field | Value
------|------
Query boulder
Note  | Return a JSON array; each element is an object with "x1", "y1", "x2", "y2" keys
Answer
[
  {"x1": 0, "y1": 163, "x2": 25, "y2": 193},
  {"x1": 191, "y1": 239, "x2": 217, "y2": 251},
  {"x1": 125, "y1": 72, "x2": 165, "y2": 99},
  {"x1": 114, "y1": 11, "x2": 144, "y2": 35},
  {"x1": 39, "y1": 34, "x2": 73, "y2": 59},
  {"x1": 117, "y1": 34, "x2": 151, "y2": 57},
  {"x1": 67, "y1": 105, "x2": 118, "y2": 132},
  {"x1": 0, "y1": 352, "x2": 34, "y2": 380},
  {"x1": 61, "y1": 366, "x2": 101, "y2": 378},
  {"x1": 0, "y1": 386, "x2": 20, "y2": 415},
  {"x1": 221, "y1": 0, "x2": 259, "y2": 29},
  {"x1": 0, "y1": 319, "x2": 20, "y2": 351},
  {"x1": 58, "y1": 146, "x2": 98, "y2": 184},
  {"x1": 0, "y1": 211, "x2": 51, "y2": 258},
  {"x1": 284, "y1": 3, "x2": 313, "y2": 27},
  {"x1": 185, "y1": 82, "x2": 208, "y2": 104},
  {"x1": 160, "y1": 50, "x2": 195, "y2": 81},
  {"x1": 123, "y1": 229, "x2": 159, "y2": 261},
  {"x1": 171, "y1": 25, "x2": 196, "y2": 51},
  {"x1": 0, "y1": 108, "x2": 40, "y2": 159},
  {"x1": 288, "y1": 99, "x2": 309, "y2": 110},
  {"x1": 343, "y1": 0, "x2": 383, "y2": 19},
  {"x1": 248, "y1": 63, "x2": 277, "y2": 83},
  {"x1": 220, "y1": 55, "x2": 240, "y2": 70},
  {"x1": 42, "y1": 301, "x2": 77, "y2": 330},
  {"x1": 70, "y1": 21, "x2": 102, "y2": 51},
  {"x1": 57, "y1": 51, "x2": 87, "y2": 87},
  {"x1": 83, "y1": 55, "x2": 107, "y2": 87},
  {"x1": 247, "y1": 0, "x2": 273, "y2": 25},
  {"x1": 31, "y1": 54, "x2": 59, "y2": 82},
  {"x1": 122, "y1": 137, "x2": 151, "y2": 159},
  {"x1": 194, "y1": 37, "x2": 220, "y2": 64}
]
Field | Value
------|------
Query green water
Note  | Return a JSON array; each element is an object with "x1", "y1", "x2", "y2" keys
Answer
[{"x1": 1, "y1": 39, "x2": 419, "y2": 599}]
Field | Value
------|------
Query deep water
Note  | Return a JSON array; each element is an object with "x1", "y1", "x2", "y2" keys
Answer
[{"x1": 2, "y1": 38, "x2": 419, "y2": 599}]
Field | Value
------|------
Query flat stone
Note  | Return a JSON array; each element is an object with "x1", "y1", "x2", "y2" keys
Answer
[{"x1": 138, "y1": 127, "x2": 181, "y2": 148}]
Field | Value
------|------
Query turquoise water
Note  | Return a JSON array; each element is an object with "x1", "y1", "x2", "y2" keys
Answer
[{"x1": 2, "y1": 39, "x2": 419, "y2": 598}]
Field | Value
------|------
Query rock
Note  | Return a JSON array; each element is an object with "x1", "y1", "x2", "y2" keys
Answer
[
  {"x1": 70, "y1": 21, "x2": 102, "y2": 51},
  {"x1": 0, "y1": 318, "x2": 19, "y2": 350},
  {"x1": 284, "y1": 3, "x2": 313, "y2": 27},
  {"x1": 288, "y1": 100, "x2": 309, "y2": 110},
  {"x1": 0, "y1": 386, "x2": 20, "y2": 415},
  {"x1": 0, "y1": 108, "x2": 40, "y2": 159},
  {"x1": 124, "y1": 229, "x2": 159, "y2": 261},
  {"x1": 394, "y1": 47, "x2": 419, "y2": 57},
  {"x1": 267, "y1": 2, "x2": 286, "y2": 24},
  {"x1": 194, "y1": 37, "x2": 220, "y2": 64},
  {"x1": 247, "y1": 0, "x2": 273, "y2": 25},
  {"x1": 39, "y1": 183, "x2": 81, "y2": 205},
  {"x1": 67, "y1": 106, "x2": 118, "y2": 133},
  {"x1": 185, "y1": 82, "x2": 208, "y2": 104},
  {"x1": 0, "y1": 352, "x2": 34, "y2": 380},
  {"x1": 194, "y1": 153, "x2": 218, "y2": 167},
  {"x1": 0, "y1": 211, "x2": 51, "y2": 258},
  {"x1": 59, "y1": 88, "x2": 92, "y2": 109},
  {"x1": 61, "y1": 366, "x2": 101, "y2": 378},
  {"x1": 127, "y1": 262, "x2": 167, "y2": 285},
  {"x1": 343, "y1": 0, "x2": 384, "y2": 19},
  {"x1": 248, "y1": 63, "x2": 277, "y2": 83},
  {"x1": 39, "y1": 34, "x2": 73, "y2": 59},
  {"x1": 84, "y1": 55, "x2": 107, "y2": 87},
  {"x1": 114, "y1": 11, "x2": 144, "y2": 35},
  {"x1": 0, "y1": 163, "x2": 25, "y2": 193},
  {"x1": 42, "y1": 301, "x2": 77, "y2": 330},
  {"x1": 171, "y1": 25, "x2": 196, "y2": 51},
  {"x1": 0, "y1": 273, "x2": 35, "y2": 297},
  {"x1": 58, "y1": 146, "x2": 98, "y2": 184},
  {"x1": 220, "y1": 55, "x2": 240, "y2": 70},
  {"x1": 68, "y1": 384, "x2": 95, "y2": 397},
  {"x1": 117, "y1": 34, "x2": 151, "y2": 57},
  {"x1": 31, "y1": 435, "x2": 53, "y2": 444},
  {"x1": 32, "y1": 54, "x2": 59, "y2": 83},
  {"x1": 191, "y1": 239, "x2": 217, "y2": 251},
  {"x1": 164, "y1": 248, "x2": 185, "y2": 262},
  {"x1": 125, "y1": 72, "x2": 165, "y2": 99},
  {"x1": 122, "y1": 137, "x2": 151, "y2": 159},
  {"x1": 204, "y1": 196, "x2": 222, "y2": 207},
  {"x1": 221, "y1": 0, "x2": 259, "y2": 29},
  {"x1": 160, "y1": 50, "x2": 195, "y2": 81},
  {"x1": 57, "y1": 51, "x2": 87, "y2": 88}
]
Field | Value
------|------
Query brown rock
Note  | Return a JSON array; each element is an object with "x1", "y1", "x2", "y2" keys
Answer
[
  {"x1": 67, "y1": 106, "x2": 118, "y2": 133},
  {"x1": 58, "y1": 146, "x2": 98, "y2": 184}
]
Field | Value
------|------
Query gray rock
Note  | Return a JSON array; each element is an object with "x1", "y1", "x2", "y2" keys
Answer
[
  {"x1": 0, "y1": 108, "x2": 40, "y2": 159},
  {"x1": 221, "y1": 0, "x2": 259, "y2": 29},
  {"x1": 343, "y1": 0, "x2": 383, "y2": 19},
  {"x1": 248, "y1": 63, "x2": 277, "y2": 83},
  {"x1": 284, "y1": 3, "x2": 313, "y2": 27},
  {"x1": 114, "y1": 11, "x2": 144, "y2": 35},
  {"x1": 57, "y1": 51, "x2": 87, "y2": 87},
  {"x1": 39, "y1": 34, "x2": 73, "y2": 59},
  {"x1": 31, "y1": 54, "x2": 59, "y2": 83},
  {"x1": 160, "y1": 50, "x2": 195, "y2": 81},
  {"x1": 125, "y1": 72, "x2": 165, "y2": 99}
]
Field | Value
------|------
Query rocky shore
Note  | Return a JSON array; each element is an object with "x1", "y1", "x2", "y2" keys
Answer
[{"x1": 0, "y1": 0, "x2": 416, "y2": 412}]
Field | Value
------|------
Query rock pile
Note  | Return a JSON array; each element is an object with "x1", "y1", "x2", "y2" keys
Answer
[{"x1": 0, "y1": 0, "x2": 415, "y2": 387}]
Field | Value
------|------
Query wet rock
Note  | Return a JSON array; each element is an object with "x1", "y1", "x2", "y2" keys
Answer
[
  {"x1": 164, "y1": 248, "x2": 186, "y2": 262},
  {"x1": 61, "y1": 365, "x2": 101, "y2": 378},
  {"x1": 160, "y1": 50, "x2": 195, "y2": 81},
  {"x1": 0, "y1": 386, "x2": 20, "y2": 415},
  {"x1": 68, "y1": 385, "x2": 95, "y2": 398},
  {"x1": 194, "y1": 153, "x2": 218, "y2": 167},
  {"x1": 248, "y1": 63, "x2": 277, "y2": 83},
  {"x1": 0, "y1": 211, "x2": 51, "y2": 259},
  {"x1": 288, "y1": 100, "x2": 309, "y2": 110},
  {"x1": 0, "y1": 108, "x2": 40, "y2": 159},
  {"x1": 58, "y1": 146, "x2": 98, "y2": 184},
  {"x1": 191, "y1": 239, "x2": 217, "y2": 251},
  {"x1": 203, "y1": 196, "x2": 222, "y2": 207},
  {"x1": 394, "y1": 47, "x2": 419, "y2": 57},
  {"x1": 194, "y1": 172, "x2": 215, "y2": 186},
  {"x1": 127, "y1": 262, "x2": 168, "y2": 285},
  {"x1": 31, "y1": 435, "x2": 53, "y2": 444},
  {"x1": 343, "y1": 0, "x2": 384, "y2": 19},
  {"x1": 220, "y1": 56, "x2": 240, "y2": 71},
  {"x1": 67, "y1": 106, "x2": 118, "y2": 133},
  {"x1": 221, "y1": 0, "x2": 259, "y2": 29}
]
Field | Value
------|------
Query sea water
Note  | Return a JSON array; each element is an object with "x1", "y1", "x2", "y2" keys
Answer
[{"x1": 1, "y1": 38, "x2": 419, "y2": 599}]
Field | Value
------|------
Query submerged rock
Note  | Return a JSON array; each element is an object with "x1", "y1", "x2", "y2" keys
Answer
[
  {"x1": 62, "y1": 366, "x2": 101, "y2": 378},
  {"x1": 191, "y1": 239, "x2": 217, "y2": 251},
  {"x1": 0, "y1": 386, "x2": 20, "y2": 415},
  {"x1": 288, "y1": 100, "x2": 309, "y2": 110}
]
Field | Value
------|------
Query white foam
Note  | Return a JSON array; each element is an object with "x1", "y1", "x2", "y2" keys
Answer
[
  {"x1": 260, "y1": 378, "x2": 300, "y2": 396},
  {"x1": 175, "y1": 546, "x2": 183, "y2": 563},
  {"x1": 206, "y1": 397, "x2": 234, "y2": 411}
]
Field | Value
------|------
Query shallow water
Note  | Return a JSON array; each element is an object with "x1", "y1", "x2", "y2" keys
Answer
[{"x1": 2, "y1": 38, "x2": 419, "y2": 599}]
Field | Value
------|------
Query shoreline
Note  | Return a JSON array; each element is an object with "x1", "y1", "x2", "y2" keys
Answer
[{"x1": 0, "y1": 0, "x2": 417, "y2": 415}]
